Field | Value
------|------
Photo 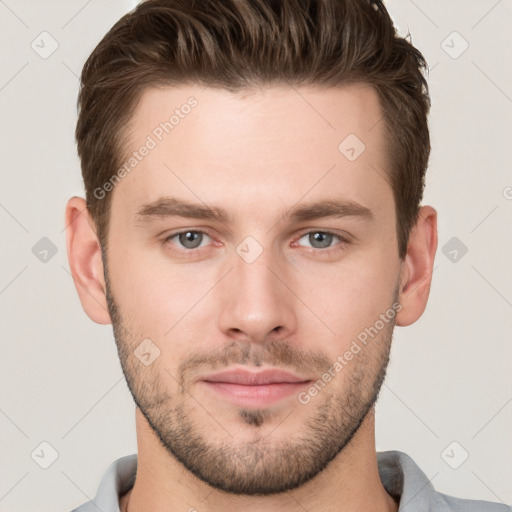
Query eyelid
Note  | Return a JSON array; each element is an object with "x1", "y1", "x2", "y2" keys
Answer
[
  {"x1": 163, "y1": 228, "x2": 214, "y2": 246},
  {"x1": 295, "y1": 227, "x2": 350, "y2": 241},
  {"x1": 160, "y1": 230, "x2": 217, "y2": 260},
  {"x1": 292, "y1": 229, "x2": 350, "y2": 250}
]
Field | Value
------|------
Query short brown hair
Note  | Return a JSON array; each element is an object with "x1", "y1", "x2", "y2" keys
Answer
[{"x1": 75, "y1": 0, "x2": 430, "y2": 259}]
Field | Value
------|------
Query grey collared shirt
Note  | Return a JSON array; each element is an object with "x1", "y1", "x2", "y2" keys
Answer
[{"x1": 71, "y1": 450, "x2": 511, "y2": 511}]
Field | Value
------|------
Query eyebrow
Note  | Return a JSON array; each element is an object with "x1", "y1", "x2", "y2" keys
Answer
[{"x1": 134, "y1": 196, "x2": 374, "y2": 225}]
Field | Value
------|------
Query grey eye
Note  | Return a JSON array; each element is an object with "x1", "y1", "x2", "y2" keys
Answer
[
  {"x1": 178, "y1": 231, "x2": 205, "y2": 249},
  {"x1": 301, "y1": 231, "x2": 335, "y2": 249}
]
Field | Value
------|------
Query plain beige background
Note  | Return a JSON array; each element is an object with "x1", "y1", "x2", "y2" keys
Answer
[{"x1": 0, "y1": 1, "x2": 511, "y2": 511}]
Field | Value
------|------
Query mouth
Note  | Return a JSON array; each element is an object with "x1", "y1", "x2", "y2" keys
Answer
[{"x1": 199, "y1": 367, "x2": 313, "y2": 407}]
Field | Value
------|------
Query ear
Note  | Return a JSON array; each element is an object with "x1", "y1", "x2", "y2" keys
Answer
[
  {"x1": 65, "y1": 196, "x2": 111, "y2": 325},
  {"x1": 395, "y1": 205, "x2": 438, "y2": 327}
]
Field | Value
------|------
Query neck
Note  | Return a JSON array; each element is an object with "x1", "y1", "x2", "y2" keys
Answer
[{"x1": 121, "y1": 407, "x2": 398, "y2": 512}]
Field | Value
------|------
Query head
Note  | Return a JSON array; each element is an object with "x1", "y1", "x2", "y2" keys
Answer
[{"x1": 66, "y1": 0, "x2": 437, "y2": 496}]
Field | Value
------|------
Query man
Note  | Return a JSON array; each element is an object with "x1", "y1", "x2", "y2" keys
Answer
[{"x1": 65, "y1": 0, "x2": 509, "y2": 511}]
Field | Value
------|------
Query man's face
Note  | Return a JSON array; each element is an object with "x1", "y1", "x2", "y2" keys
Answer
[{"x1": 104, "y1": 84, "x2": 402, "y2": 494}]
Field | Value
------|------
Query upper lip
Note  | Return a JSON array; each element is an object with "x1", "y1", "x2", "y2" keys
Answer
[{"x1": 201, "y1": 368, "x2": 312, "y2": 385}]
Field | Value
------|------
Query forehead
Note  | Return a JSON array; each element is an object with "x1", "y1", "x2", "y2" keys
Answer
[
  {"x1": 126, "y1": 83, "x2": 385, "y2": 155},
  {"x1": 114, "y1": 83, "x2": 392, "y2": 221}
]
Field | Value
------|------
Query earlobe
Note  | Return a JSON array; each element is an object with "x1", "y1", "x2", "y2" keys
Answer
[
  {"x1": 395, "y1": 206, "x2": 438, "y2": 327},
  {"x1": 65, "y1": 196, "x2": 112, "y2": 325}
]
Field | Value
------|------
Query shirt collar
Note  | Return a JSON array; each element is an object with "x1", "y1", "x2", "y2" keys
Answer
[
  {"x1": 85, "y1": 450, "x2": 445, "y2": 511},
  {"x1": 377, "y1": 450, "x2": 448, "y2": 511}
]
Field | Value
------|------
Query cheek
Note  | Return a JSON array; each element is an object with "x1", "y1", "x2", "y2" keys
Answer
[
  {"x1": 290, "y1": 251, "x2": 398, "y2": 350},
  {"x1": 116, "y1": 268, "x2": 231, "y2": 380},
  {"x1": 107, "y1": 245, "x2": 203, "y2": 336}
]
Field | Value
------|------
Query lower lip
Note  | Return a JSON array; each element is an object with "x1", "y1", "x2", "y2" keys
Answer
[{"x1": 201, "y1": 381, "x2": 311, "y2": 407}]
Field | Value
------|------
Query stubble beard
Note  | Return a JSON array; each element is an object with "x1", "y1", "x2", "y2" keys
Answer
[{"x1": 104, "y1": 265, "x2": 396, "y2": 495}]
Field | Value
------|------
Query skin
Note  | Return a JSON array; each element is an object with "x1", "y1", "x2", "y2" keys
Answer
[{"x1": 65, "y1": 83, "x2": 437, "y2": 512}]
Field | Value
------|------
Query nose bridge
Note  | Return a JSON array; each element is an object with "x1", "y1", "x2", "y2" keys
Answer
[{"x1": 217, "y1": 239, "x2": 296, "y2": 341}]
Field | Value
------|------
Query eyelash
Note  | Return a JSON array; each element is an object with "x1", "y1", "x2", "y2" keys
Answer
[
  {"x1": 293, "y1": 230, "x2": 350, "y2": 254},
  {"x1": 162, "y1": 229, "x2": 350, "y2": 257}
]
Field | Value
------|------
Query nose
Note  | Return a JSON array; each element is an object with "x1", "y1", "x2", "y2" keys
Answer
[{"x1": 216, "y1": 245, "x2": 298, "y2": 344}]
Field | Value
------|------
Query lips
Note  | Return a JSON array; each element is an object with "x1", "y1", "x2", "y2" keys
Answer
[
  {"x1": 199, "y1": 368, "x2": 313, "y2": 408},
  {"x1": 201, "y1": 368, "x2": 312, "y2": 386}
]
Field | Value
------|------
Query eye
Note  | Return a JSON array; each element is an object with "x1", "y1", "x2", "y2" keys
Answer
[
  {"x1": 295, "y1": 231, "x2": 347, "y2": 250},
  {"x1": 165, "y1": 230, "x2": 212, "y2": 250}
]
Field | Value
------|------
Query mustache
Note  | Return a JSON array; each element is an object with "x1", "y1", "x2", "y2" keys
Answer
[{"x1": 176, "y1": 338, "x2": 332, "y2": 387}]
